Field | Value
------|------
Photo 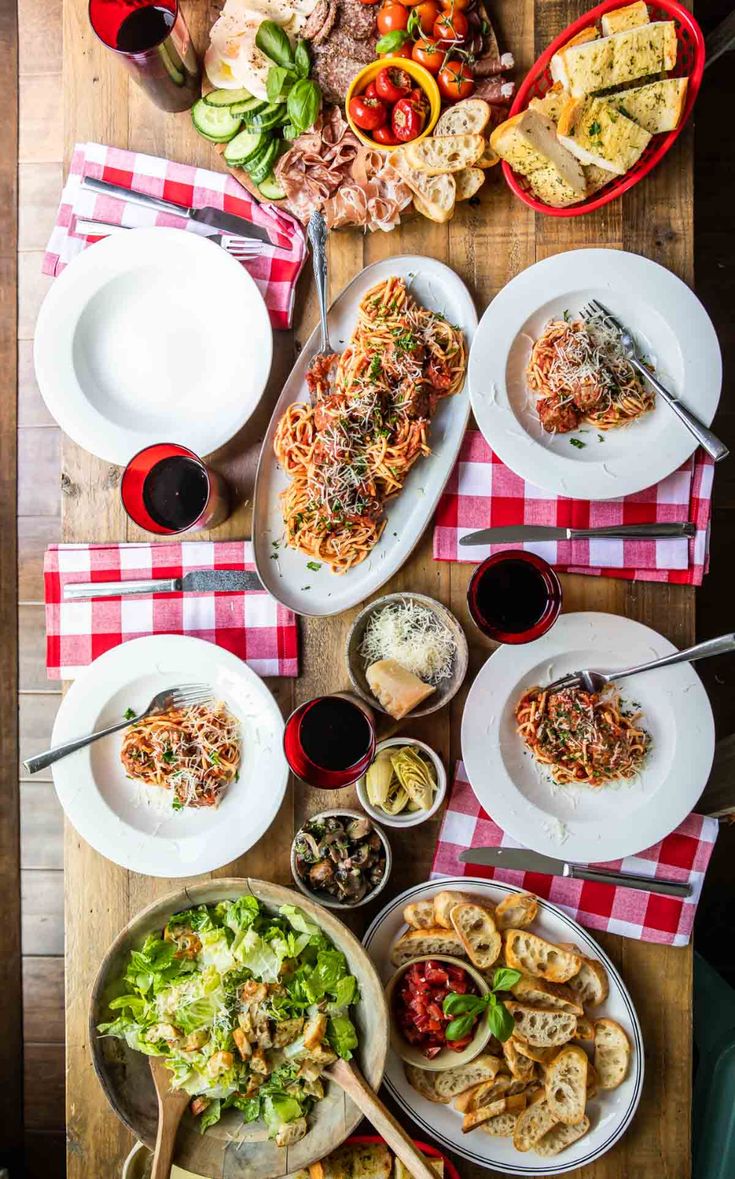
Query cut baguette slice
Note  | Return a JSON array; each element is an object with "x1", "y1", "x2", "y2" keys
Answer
[
  {"x1": 567, "y1": 955, "x2": 609, "y2": 1007},
  {"x1": 391, "y1": 148, "x2": 456, "y2": 224},
  {"x1": 606, "y1": 77, "x2": 688, "y2": 134},
  {"x1": 450, "y1": 902, "x2": 502, "y2": 969},
  {"x1": 573, "y1": 1016, "x2": 595, "y2": 1042},
  {"x1": 544, "y1": 1044, "x2": 588, "y2": 1125},
  {"x1": 512, "y1": 1098, "x2": 558, "y2": 1152},
  {"x1": 434, "y1": 1053, "x2": 504, "y2": 1100},
  {"x1": 557, "y1": 95, "x2": 651, "y2": 174},
  {"x1": 476, "y1": 140, "x2": 501, "y2": 168},
  {"x1": 478, "y1": 1112, "x2": 519, "y2": 1137},
  {"x1": 507, "y1": 1004, "x2": 577, "y2": 1048},
  {"x1": 490, "y1": 111, "x2": 586, "y2": 207},
  {"x1": 394, "y1": 1157, "x2": 444, "y2": 1178},
  {"x1": 511, "y1": 975, "x2": 583, "y2": 1015},
  {"x1": 550, "y1": 21, "x2": 678, "y2": 99},
  {"x1": 453, "y1": 1075, "x2": 531, "y2": 1113},
  {"x1": 403, "y1": 900, "x2": 436, "y2": 930},
  {"x1": 462, "y1": 1093, "x2": 527, "y2": 1133},
  {"x1": 601, "y1": 0, "x2": 650, "y2": 37},
  {"x1": 404, "y1": 1063, "x2": 451, "y2": 1104},
  {"x1": 433, "y1": 889, "x2": 478, "y2": 929},
  {"x1": 515, "y1": 1042, "x2": 558, "y2": 1067},
  {"x1": 529, "y1": 82, "x2": 570, "y2": 125},
  {"x1": 435, "y1": 98, "x2": 492, "y2": 137},
  {"x1": 594, "y1": 1018, "x2": 631, "y2": 1089},
  {"x1": 502, "y1": 1036, "x2": 537, "y2": 1082},
  {"x1": 454, "y1": 167, "x2": 486, "y2": 201},
  {"x1": 390, "y1": 926, "x2": 464, "y2": 967},
  {"x1": 505, "y1": 930, "x2": 582, "y2": 983},
  {"x1": 535, "y1": 1115, "x2": 591, "y2": 1157},
  {"x1": 404, "y1": 133, "x2": 486, "y2": 176},
  {"x1": 495, "y1": 892, "x2": 539, "y2": 931}
]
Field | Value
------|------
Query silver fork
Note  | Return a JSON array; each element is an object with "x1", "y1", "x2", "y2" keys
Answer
[
  {"x1": 580, "y1": 298, "x2": 729, "y2": 462},
  {"x1": 23, "y1": 683, "x2": 213, "y2": 774},
  {"x1": 545, "y1": 632, "x2": 735, "y2": 696},
  {"x1": 307, "y1": 209, "x2": 336, "y2": 364},
  {"x1": 73, "y1": 218, "x2": 264, "y2": 261}
]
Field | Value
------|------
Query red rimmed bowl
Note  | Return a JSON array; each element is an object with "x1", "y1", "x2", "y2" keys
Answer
[{"x1": 503, "y1": 0, "x2": 705, "y2": 217}]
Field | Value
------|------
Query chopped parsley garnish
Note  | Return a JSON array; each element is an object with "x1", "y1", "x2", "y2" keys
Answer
[
  {"x1": 306, "y1": 561, "x2": 322, "y2": 571},
  {"x1": 123, "y1": 707, "x2": 136, "y2": 721},
  {"x1": 162, "y1": 749, "x2": 176, "y2": 765},
  {"x1": 171, "y1": 797, "x2": 185, "y2": 812},
  {"x1": 570, "y1": 438, "x2": 586, "y2": 449},
  {"x1": 588, "y1": 120, "x2": 602, "y2": 136},
  {"x1": 209, "y1": 751, "x2": 221, "y2": 766},
  {"x1": 368, "y1": 355, "x2": 381, "y2": 380}
]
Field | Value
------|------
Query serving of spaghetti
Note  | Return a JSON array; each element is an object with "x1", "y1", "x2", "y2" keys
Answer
[
  {"x1": 526, "y1": 315, "x2": 654, "y2": 434},
  {"x1": 515, "y1": 684, "x2": 650, "y2": 788},
  {"x1": 120, "y1": 702, "x2": 240, "y2": 809},
  {"x1": 273, "y1": 276, "x2": 466, "y2": 573}
]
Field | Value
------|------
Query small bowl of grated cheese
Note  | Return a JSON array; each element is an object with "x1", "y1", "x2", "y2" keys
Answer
[{"x1": 346, "y1": 593, "x2": 468, "y2": 721}]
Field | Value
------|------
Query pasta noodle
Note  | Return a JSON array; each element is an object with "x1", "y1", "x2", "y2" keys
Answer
[
  {"x1": 120, "y1": 702, "x2": 240, "y2": 809},
  {"x1": 274, "y1": 276, "x2": 466, "y2": 573},
  {"x1": 515, "y1": 684, "x2": 649, "y2": 788},
  {"x1": 527, "y1": 316, "x2": 654, "y2": 434}
]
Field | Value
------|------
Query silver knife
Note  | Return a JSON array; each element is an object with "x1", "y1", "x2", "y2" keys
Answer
[
  {"x1": 81, "y1": 175, "x2": 273, "y2": 244},
  {"x1": 64, "y1": 569, "x2": 263, "y2": 601},
  {"x1": 458, "y1": 846, "x2": 692, "y2": 898},
  {"x1": 458, "y1": 522, "x2": 696, "y2": 546}
]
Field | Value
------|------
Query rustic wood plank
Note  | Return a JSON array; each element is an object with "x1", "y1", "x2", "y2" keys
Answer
[
  {"x1": 23, "y1": 956, "x2": 65, "y2": 1043},
  {"x1": 18, "y1": 428, "x2": 61, "y2": 517},
  {"x1": 19, "y1": 605, "x2": 52, "y2": 691},
  {"x1": 23, "y1": 1043, "x2": 65, "y2": 1130},
  {"x1": 21, "y1": 783, "x2": 64, "y2": 869},
  {"x1": 21, "y1": 869, "x2": 64, "y2": 956},
  {"x1": 18, "y1": 514, "x2": 60, "y2": 600},
  {"x1": 19, "y1": 163, "x2": 63, "y2": 252},
  {"x1": 19, "y1": 74, "x2": 64, "y2": 164},
  {"x1": 23, "y1": 1131, "x2": 67, "y2": 1179},
  {"x1": 17, "y1": 251, "x2": 53, "y2": 340},
  {"x1": 19, "y1": 693, "x2": 62, "y2": 780},
  {"x1": 18, "y1": 0, "x2": 63, "y2": 76},
  {"x1": 19, "y1": 338, "x2": 56, "y2": 426}
]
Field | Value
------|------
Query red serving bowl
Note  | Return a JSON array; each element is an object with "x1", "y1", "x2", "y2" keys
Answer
[
  {"x1": 343, "y1": 1136, "x2": 461, "y2": 1179},
  {"x1": 503, "y1": 0, "x2": 705, "y2": 216}
]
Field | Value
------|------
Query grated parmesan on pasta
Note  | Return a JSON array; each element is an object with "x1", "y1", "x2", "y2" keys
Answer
[{"x1": 359, "y1": 601, "x2": 456, "y2": 685}]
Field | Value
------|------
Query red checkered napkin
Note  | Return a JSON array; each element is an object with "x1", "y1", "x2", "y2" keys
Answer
[
  {"x1": 44, "y1": 541, "x2": 299, "y2": 680},
  {"x1": 434, "y1": 429, "x2": 714, "y2": 586},
  {"x1": 432, "y1": 761, "x2": 718, "y2": 947},
  {"x1": 43, "y1": 142, "x2": 307, "y2": 330}
]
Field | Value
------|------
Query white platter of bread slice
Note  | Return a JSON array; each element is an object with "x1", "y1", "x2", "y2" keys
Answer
[
  {"x1": 491, "y1": 1, "x2": 695, "y2": 210},
  {"x1": 363, "y1": 879, "x2": 643, "y2": 1176}
]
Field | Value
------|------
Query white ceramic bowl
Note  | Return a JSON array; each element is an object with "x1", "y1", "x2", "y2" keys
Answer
[
  {"x1": 357, "y1": 738, "x2": 447, "y2": 829},
  {"x1": 385, "y1": 955, "x2": 492, "y2": 1071},
  {"x1": 290, "y1": 808, "x2": 393, "y2": 910}
]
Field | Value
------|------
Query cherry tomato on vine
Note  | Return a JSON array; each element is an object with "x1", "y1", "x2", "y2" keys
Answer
[
  {"x1": 377, "y1": 3, "x2": 409, "y2": 34},
  {"x1": 411, "y1": 0, "x2": 441, "y2": 36},
  {"x1": 373, "y1": 123, "x2": 402, "y2": 145},
  {"x1": 440, "y1": 0, "x2": 470, "y2": 8},
  {"x1": 437, "y1": 58, "x2": 475, "y2": 100},
  {"x1": 433, "y1": 10, "x2": 468, "y2": 42},
  {"x1": 364, "y1": 80, "x2": 379, "y2": 100},
  {"x1": 349, "y1": 94, "x2": 388, "y2": 131},
  {"x1": 375, "y1": 65, "x2": 413, "y2": 102},
  {"x1": 386, "y1": 39, "x2": 413, "y2": 57},
  {"x1": 392, "y1": 95, "x2": 426, "y2": 141},
  {"x1": 411, "y1": 37, "x2": 444, "y2": 73}
]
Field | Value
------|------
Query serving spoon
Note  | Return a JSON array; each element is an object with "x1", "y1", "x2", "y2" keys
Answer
[
  {"x1": 149, "y1": 1057, "x2": 190, "y2": 1179},
  {"x1": 546, "y1": 631, "x2": 735, "y2": 695}
]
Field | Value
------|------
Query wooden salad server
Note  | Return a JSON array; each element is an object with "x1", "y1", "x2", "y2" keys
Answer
[
  {"x1": 149, "y1": 1057, "x2": 190, "y2": 1179},
  {"x1": 326, "y1": 1057, "x2": 438, "y2": 1179}
]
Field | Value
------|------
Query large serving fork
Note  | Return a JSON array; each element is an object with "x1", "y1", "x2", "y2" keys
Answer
[
  {"x1": 580, "y1": 298, "x2": 729, "y2": 462},
  {"x1": 24, "y1": 683, "x2": 213, "y2": 774},
  {"x1": 545, "y1": 633, "x2": 735, "y2": 696}
]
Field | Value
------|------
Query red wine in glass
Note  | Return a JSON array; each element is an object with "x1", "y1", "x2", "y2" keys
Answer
[
  {"x1": 88, "y1": 0, "x2": 200, "y2": 112},
  {"x1": 121, "y1": 443, "x2": 230, "y2": 535},
  {"x1": 468, "y1": 551, "x2": 562, "y2": 644},
  {"x1": 284, "y1": 695, "x2": 376, "y2": 789}
]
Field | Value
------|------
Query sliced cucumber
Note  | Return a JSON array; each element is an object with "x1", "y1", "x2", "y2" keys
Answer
[
  {"x1": 244, "y1": 102, "x2": 287, "y2": 132},
  {"x1": 203, "y1": 87, "x2": 252, "y2": 107},
  {"x1": 229, "y1": 97, "x2": 267, "y2": 116},
  {"x1": 191, "y1": 99, "x2": 242, "y2": 143},
  {"x1": 258, "y1": 174, "x2": 286, "y2": 201},
  {"x1": 247, "y1": 140, "x2": 280, "y2": 186},
  {"x1": 223, "y1": 129, "x2": 267, "y2": 167}
]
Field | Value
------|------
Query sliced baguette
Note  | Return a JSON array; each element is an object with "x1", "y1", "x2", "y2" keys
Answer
[
  {"x1": 495, "y1": 892, "x2": 539, "y2": 931},
  {"x1": 434, "y1": 1052, "x2": 504, "y2": 1100},
  {"x1": 394, "y1": 1158, "x2": 444, "y2": 1178},
  {"x1": 404, "y1": 1063, "x2": 451, "y2": 1104},
  {"x1": 390, "y1": 927, "x2": 464, "y2": 967},
  {"x1": 557, "y1": 95, "x2": 651, "y2": 175},
  {"x1": 601, "y1": 0, "x2": 650, "y2": 37},
  {"x1": 512, "y1": 1098, "x2": 558, "y2": 1152},
  {"x1": 606, "y1": 76, "x2": 688, "y2": 134},
  {"x1": 567, "y1": 956, "x2": 609, "y2": 1007},
  {"x1": 505, "y1": 930, "x2": 582, "y2": 983},
  {"x1": 550, "y1": 21, "x2": 678, "y2": 99},
  {"x1": 405, "y1": 133, "x2": 486, "y2": 176},
  {"x1": 507, "y1": 1004, "x2": 577, "y2": 1048},
  {"x1": 515, "y1": 1041, "x2": 558, "y2": 1067},
  {"x1": 476, "y1": 139, "x2": 500, "y2": 168},
  {"x1": 391, "y1": 148, "x2": 456, "y2": 224},
  {"x1": 573, "y1": 1016, "x2": 595, "y2": 1043},
  {"x1": 433, "y1": 890, "x2": 479, "y2": 929},
  {"x1": 403, "y1": 900, "x2": 436, "y2": 930},
  {"x1": 594, "y1": 1018, "x2": 631, "y2": 1090},
  {"x1": 502, "y1": 1036, "x2": 537, "y2": 1082},
  {"x1": 454, "y1": 167, "x2": 486, "y2": 201},
  {"x1": 435, "y1": 98, "x2": 492, "y2": 137},
  {"x1": 478, "y1": 1112, "x2": 519, "y2": 1137},
  {"x1": 313, "y1": 1142, "x2": 392, "y2": 1179},
  {"x1": 529, "y1": 82, "x2": 570, "y2": 125},
  {"x1": 490, "y1": 111, "x2": 586, "y2": 207},
  {"x1": 535, "y1": 1115, "x2": 591, "y2": 1157},
  {"x1": 451, "y1": 903, "x2": 502, "y2": 969},
  {"x1": 544, "y1": 1044, "x2": 588, "y2": 1125},
  {"x1": 462, "y1": 1096, "x2": 512, "y2": 1133},
  {"x1": 453, "y1": 1076, "x2": 530, "y2": 1113},
  {"x1": 511, "y1": 975, "x2": 583, "y2": 1015}
]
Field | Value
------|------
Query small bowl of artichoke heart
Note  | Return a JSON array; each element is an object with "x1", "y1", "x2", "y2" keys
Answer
[{"x1": 357, "y1": 738, "x2": 447, "y2": 829}]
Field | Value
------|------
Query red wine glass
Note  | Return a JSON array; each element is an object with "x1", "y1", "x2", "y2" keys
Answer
[
  {"x1": 284, "y1": 694, "x2": 377, "y2": 789},
  {"x1": 467, "y1": 550, "x2": 562, "y2": 644},
  {"x1": 88, "y1": 0, "x2": 200, "y2": 112},
  {"x1": 121, "y1": 443, "x2": 230, "y2": 535}
]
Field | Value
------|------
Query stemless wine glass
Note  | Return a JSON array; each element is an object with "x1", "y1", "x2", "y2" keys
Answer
[
  {"x1": 284, "y1": 694, "x2": 377, "y2": 789},
  {"x1": 467, "y1": 550, "x2": 562, "y2": 644},
  {"x1": 121, "y1": 443, "x2": 230, "y2": 535},
  {"x1": 88, "y1": 0, "x2": 200, "y2": 112}
]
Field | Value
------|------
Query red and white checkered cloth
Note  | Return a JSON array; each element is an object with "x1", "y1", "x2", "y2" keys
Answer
[
  {"x1": 434, "y1": 429, "x2": 714, "y2": 585},
  {"x1": 44, "y1": 542, "x2": 299, "y2": 680},
  {"x1": 43, "y1": 142, "x2": 307, "y2": 330},
  {"x1": 432, "y1": 761, "x2": 719, "y2": 947}
]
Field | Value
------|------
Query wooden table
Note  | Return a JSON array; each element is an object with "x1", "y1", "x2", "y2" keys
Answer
[{"x1": 62, "y1": 1, "x2": 695, "y2": 1175}]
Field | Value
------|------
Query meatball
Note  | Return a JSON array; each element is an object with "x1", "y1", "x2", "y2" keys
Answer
[
  {"x1": 537, "y1": 397, "x2": 580, "y2": 434},
  {"x1": 571, "y1": 376, "x2": 606, "y2": 412}
]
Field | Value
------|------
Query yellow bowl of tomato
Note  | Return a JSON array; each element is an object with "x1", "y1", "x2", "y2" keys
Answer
[{"x1": 345, "y1": 56, "x2": 441, "y2": 151}]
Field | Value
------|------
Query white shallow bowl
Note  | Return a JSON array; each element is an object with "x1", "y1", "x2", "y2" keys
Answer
[
  {"x1": 290, "y1": 807, "x2": 393, "y2": 910},
  {"x1": 357, "y1": 737, "x2": 447, "y2": 829}
]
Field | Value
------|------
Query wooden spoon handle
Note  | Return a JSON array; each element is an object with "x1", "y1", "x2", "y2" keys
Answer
[
  {"x1": 151, "y1": 1099, "x2": 185, "y2": 1179},
  {"x1": 328, "y1": 1059, "x2": 437, "y2": 1179}
]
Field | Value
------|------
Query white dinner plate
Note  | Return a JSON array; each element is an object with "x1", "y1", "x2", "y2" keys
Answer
[
  {"x1": 34, "y1": 228, "x2": 272, "y2": 464},
  {"x1": 252, "y1": 256, "x2": 477, "y2": 616},
  {"x1": 469, "y1": 249, "x2": 722, "y2": 499},
  {"x1": 461, "y1": 612, "x2": 715, "y2": 863},
  {"x1": 51, "y1": 635, "x2": 287, "y2": 876},
  {"x1": 363, "y1": 877, "x2": 644, "y2": 1175}
]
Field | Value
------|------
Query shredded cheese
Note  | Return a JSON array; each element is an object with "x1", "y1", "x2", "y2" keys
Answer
[{"x1": 359, "y1": 600, "x2": 456, "y2": 685}]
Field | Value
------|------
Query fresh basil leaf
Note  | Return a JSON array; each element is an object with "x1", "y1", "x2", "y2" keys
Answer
[
  {"x1": 256, "y1": 20, "x2": 294, "y2": 70},
  {"x1": 267, "y1": 65, "x2": 291, "y2": 104},
  {"x1": 376, "y1": 29, "x2": 410, "y2": 55},
  {"x1": 287, "y1": 77, "x2": 321, "y2": 133},
  {"x1": 282, "y1": 123, "x2": 300, "y2": 141},
  {"x1": 445, "y1": 1014, "x2": 476, "y2": 1041},
  {"x1": 442, "y1": 992, "x2": 485, "y2": 1017},
  {"x1": 487, "y1": 1000, "x2": 515, "y2": 1042},
  {"x1": 492, "y1": 967, "x2": 522, "y2": 993},
  {"x1": 294, "y1": 39, "x2": 310, "y2": 79}
]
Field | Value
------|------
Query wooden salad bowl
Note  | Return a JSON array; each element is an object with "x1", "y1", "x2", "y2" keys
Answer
[{"x1": 89, "y1": 878, "x2": 388, "y2": 1178}]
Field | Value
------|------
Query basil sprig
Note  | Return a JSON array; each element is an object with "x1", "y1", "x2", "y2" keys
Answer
[
  {"x1": 376, "y1": 28, "x2": 411, "y2": 55},
  {"x1": 443, "y1": 967, "x2": 522, "y2": 1043},
  {"x1": 255, "y1": 20, "x2": 320, "y2": 131},
  {"x1": 255, "y1": 20, "x2": 294, "y2": 70},
  {"x1": 287, "y1": 77, "x2": 321, "y2": 134}
]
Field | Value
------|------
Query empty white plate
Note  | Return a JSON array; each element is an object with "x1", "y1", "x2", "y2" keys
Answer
[{"x1": 34, "y1": 228, "x2": 272, "y2": 464}]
